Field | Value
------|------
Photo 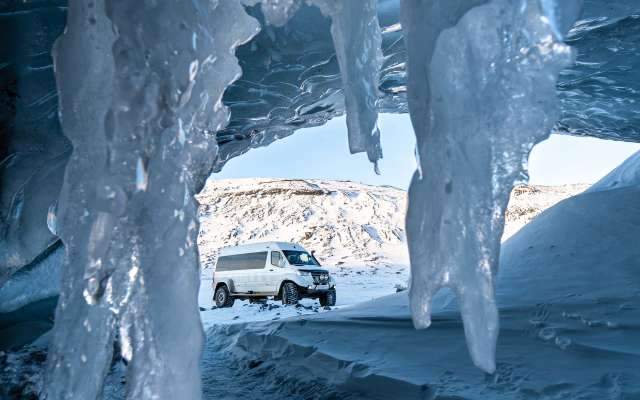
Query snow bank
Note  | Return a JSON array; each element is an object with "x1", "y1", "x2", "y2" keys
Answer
[
  {"x1": 207, "y1": 172, "x2": 640, "y2": 398},
  {"x1": 587, "y1": 150, "x2": 640, "y2": 192}
]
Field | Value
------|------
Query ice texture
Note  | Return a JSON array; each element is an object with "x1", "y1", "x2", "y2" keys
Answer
[
  {"x1": 311, "y1": 0, "x2": 384, "y2": 169},
  {"x1": 401, "y1": 0, "x2": 579, "y2": 372},
  {"x1": 0, "y1": 2, "x2": 69, "y2": 288},
  {"x1": 46, "y1": 1, "x2": 259, "y2": 398},
  {"x1": 259, "y1": 0, "x2": 302, "y2": 27},
  {"x1": 0, "y1": 242, "x2": 62, "y2": 314}
]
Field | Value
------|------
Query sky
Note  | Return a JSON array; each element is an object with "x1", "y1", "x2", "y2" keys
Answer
[{"x1": 212, "y1": 113, "x2": 640, "y2": 189}]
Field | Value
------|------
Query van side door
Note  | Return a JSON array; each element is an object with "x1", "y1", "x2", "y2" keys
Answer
[{"x1": 257, "y1": 250, "x2": 285, "y2": 294}]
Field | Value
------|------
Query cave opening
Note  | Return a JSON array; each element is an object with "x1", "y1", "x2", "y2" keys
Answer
[{"x1": 1, "y1": 0, "x2": 640, "y2": 398}]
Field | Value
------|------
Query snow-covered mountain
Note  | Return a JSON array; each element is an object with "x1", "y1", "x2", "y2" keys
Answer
[
  {"x1": 197, "y1": 179, "x2": 409, "y2": 268},
  {"x1": 197, "y1": 178, "x2": 588, "y2": 268}
]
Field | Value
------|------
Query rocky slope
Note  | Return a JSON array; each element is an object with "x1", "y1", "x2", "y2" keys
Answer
[{"x1": 197, "y1": 178, "x2": 588, "y2": 268}]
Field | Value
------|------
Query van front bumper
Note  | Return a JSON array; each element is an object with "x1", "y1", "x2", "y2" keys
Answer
[{"x1": 301, "y1": 284, "x2": 335, "y2": 296}]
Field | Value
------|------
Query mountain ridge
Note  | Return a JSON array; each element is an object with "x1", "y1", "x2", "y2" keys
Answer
[{"x1": 197, "y1": 178, "x2": 589, "y2": 269}]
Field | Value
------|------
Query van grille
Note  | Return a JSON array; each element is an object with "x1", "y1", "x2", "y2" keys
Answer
[{"x1": 311, "y1": 272, "x2": 330, "y2": 285}]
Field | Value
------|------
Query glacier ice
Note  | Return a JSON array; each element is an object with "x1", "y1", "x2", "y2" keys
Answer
[
  {"x1": 311, "y1": 0, "x2": 384, "y2": 170},
  {"x1": 401, "y1": 0, "x2": 580, "y2": 372},
  {"x1": 258, "y1": 0, "x2": 303, "y2": 27},
  {"x1": 0, "y1": 242, "x2": 62, "y2": 315},
  {"x1": 45, "y1": 0, "x2": 259, "y2": 398}
]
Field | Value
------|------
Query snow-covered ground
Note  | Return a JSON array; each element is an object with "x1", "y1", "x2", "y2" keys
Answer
[
  {"x1": 199, "y1": 264, "x2": 410, "y2": 327},
  {"x1": 199, "y1": 152, "x2": 640, "y2": 399}
]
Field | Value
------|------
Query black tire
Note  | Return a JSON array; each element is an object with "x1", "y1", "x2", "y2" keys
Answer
[
  {"x1": 281, "y1": 282, "x2": 299, "y2": 305},
  {"x1": 214, "y1": 285, "x2": 235, "y2": 308},
  {"x1": 319, "y1": 290, "x2": 336, "y2": 307}
]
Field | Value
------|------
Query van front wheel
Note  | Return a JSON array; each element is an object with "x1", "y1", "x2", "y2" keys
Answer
[
  {"x1": 319, "y1": 290, "x2": 336, "y2": 307},
  {"x1": 214, "y1": 285, "x2": 235, "y2": 308},
  {"x1": 281, "y1": 282, "x2": 299, "y2": 305}
]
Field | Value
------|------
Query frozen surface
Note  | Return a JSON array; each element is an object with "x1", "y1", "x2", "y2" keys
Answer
[
  {"x1": 204, "y1": 169, "x2": 640, "y2": 399},
  {"x1": 0, "y1": 243, "x2": 62, "y2": 314},
  {"x1": 401, "y1": 0, "x2": 579, "y2": 372}
]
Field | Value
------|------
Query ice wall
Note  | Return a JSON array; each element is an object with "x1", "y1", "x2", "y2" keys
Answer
[
  {"x1": 401, "y1": 0, "x2": 580, "y2": 372},
  {"x1": 46, "y1": 1, "x2": 259, "y2": 398},
  {"x1": 0, "y1": 2, "x2": 69, "y2": 288}
]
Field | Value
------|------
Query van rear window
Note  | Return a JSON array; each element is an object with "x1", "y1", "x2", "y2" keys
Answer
[{"x1": 216, "y1": 252, "x2": 267, "y2": 271}]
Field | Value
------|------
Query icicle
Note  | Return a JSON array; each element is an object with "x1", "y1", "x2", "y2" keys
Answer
[
  {"x1": 311, "y1": 0, "x2": 384, "y2": 166},
  {"x1": 46, "y1": 0, "x2": 260, "y2": 398},
  {"x1": 401, "y1": 0, "x2": 580, "y2": 373}
]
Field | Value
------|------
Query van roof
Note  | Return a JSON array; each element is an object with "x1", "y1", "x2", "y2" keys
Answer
[{"x1": 218, "y1": 241, "x2": 307, "y2": 256}]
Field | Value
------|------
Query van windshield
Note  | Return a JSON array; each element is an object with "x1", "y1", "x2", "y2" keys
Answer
[{"x1": 282, "y1": 250, "x2": 319, "y2": 266}]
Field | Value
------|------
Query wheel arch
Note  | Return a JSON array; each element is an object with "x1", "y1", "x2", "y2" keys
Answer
[
  {"x1": 214, "y1": 279, "x2": 235, "y2": 293},
  {"x1": 277, "y1": 279, "x2": 299, "y2": 298}
]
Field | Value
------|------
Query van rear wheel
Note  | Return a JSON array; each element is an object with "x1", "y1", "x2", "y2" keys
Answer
[
  {"x1": 319, "y1": 290, "x2": 336, "y2": 307},
  {"x1": 214, "y1": 285, "x2": 235, "y2": 308},
  {"x1": 281, "y1": 282, "x2": 299, "y2": 305}
]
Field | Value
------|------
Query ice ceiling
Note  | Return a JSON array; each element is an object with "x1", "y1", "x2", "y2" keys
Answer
[{"x1": 1, "y1": 0, "x2": 639, "y2": 398}]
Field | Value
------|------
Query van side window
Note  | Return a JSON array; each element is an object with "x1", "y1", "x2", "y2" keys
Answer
[
  {"x1": 216, "y1": 252, "x2": 268, "y2": 271},
  {"x1": 271, "y1": 251, "x2": 283, "y2": 267}
]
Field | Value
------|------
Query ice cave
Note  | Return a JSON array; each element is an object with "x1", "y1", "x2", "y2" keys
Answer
[{"x1": 1, "y1": 0, "x2": 639, "y2": 398}]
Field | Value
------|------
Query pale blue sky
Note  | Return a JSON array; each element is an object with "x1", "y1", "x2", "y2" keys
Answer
[{"x1": 213, "y1": 114, "x2": 640, "y2": 189}]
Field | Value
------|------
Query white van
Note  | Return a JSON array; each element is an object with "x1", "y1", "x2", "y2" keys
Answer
[{"x1": 212, "y1": 242, "x2": 336, "y2": 308}]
